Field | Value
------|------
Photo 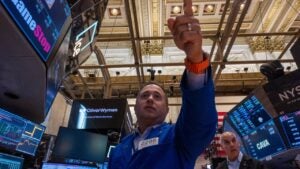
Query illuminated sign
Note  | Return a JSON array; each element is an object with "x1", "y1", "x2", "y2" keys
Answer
[
  {"x1": 1, "y1": 0, "x2": 70, "y2": 61},
  {"x1": 75, "y1": 21, "x2": 98, "y2": 51},
  {"x1": 72, "y1": 21, "x2": 98, "y2": 58}
]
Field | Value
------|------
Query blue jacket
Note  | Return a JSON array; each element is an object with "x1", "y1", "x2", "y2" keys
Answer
[{"x1": 109, "y1": 69, "x2": 217, "y2": 169}]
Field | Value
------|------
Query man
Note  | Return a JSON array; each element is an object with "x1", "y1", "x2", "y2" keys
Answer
[
  {"x1": 217, "y1": 132, "x2": 268, "y2": 169},
  {"x1": 108, "y1": 0, "x2": 217, "y2": 168}
]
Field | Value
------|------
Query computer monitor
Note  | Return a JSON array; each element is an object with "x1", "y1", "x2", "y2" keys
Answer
[
  {"x1": 278, "y1": 111, "x2": 300, "y2": 148},
  {"x1": 68, "y1": 98, "x2": 129, "y2": 131},
  {"x1": 0, "y1": 152, "x2": 23, "y2": 169},
  {"x1": 0, "y1": 107, "x2": 46, "y2": 156},
  {"x1": 99, "y1": 162, "x2": 108, "y2": 169},
  {"x1": 242, "y1": 120, "x2": 286, "y2": 160},
  {"x1": 52, "y1": 127, "x2": 108, "y2": 163},
  {"x1": 42, "y1": 162, "x2": 98, "y2": 169},
  {"x1": 227, "y1": 95, "x2": 272, "y2": 137}
]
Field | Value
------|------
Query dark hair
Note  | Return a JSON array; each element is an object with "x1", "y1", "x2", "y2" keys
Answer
[{"x1": 137, "y1": 82, "x2": 168, "y2": 105}]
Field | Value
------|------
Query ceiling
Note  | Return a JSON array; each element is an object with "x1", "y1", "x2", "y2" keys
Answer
[{"x1": 61, "y1": 0, "x2": 300, "y2": 102}]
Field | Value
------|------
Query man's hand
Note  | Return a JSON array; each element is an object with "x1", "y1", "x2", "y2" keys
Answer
[{"x1": 167, "y1": 0, "x2": 203, "y2": 63}]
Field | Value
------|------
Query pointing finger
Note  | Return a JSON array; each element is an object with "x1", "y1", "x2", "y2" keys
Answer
[{"x1": 184, "y1": 0, "x2": 193, "y2": 16}]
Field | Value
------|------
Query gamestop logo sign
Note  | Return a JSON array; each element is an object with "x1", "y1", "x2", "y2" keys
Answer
[
  {"x1": 1, "y1": 0, "x2": 58, "y2": 61},
  {"x1": 10, "y1": 0, "x2": 51, "y2": 52}
]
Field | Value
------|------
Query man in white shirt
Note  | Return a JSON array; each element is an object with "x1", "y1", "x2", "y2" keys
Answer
[{"x1": 217, "y1": 132, "x2": 268, "y2": 169}]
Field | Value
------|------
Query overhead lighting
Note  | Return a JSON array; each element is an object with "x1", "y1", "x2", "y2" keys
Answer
[
  {"x1": 192, "y1": 5, "x2": 198, "y2": 13},
  {"x1": 205, "y1": 4, "x2": 214, "y2": 13},
  {"x1": 109, "y1": 8, "x2": 121, "y2": 16},
  {"x1": 240, "y1": 3, "x2": 245, "y2": 10},
  {"x1": 172, "y1": 6, "x2": 181, "y2": 14}
]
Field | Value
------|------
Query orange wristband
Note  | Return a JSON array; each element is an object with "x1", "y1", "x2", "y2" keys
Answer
[{"x1": 184, "y1": 56, "x2": 209, "y2": 74}]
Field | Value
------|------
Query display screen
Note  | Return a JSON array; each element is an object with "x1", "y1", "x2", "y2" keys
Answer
[
  {"x1": 0, "y1": 152, "x2": 23, "y2": 169},
  {"x1": 0, "y1": 108, "x2": 46, "y2": 156},
  {"x1": 279, "y1": 111, "x2": 300, "y2": 148},
  {"x1": 0, "y1": 0, "x2": 71, "y2": 61},
  {"x1": 52, "y1": 127, "x2": 108, "y2": 163},
  {"x1": 99, "y1": 162, "x2": 108, "y2": 169},
  {"x1": 68, "y1": 99, "x2": 128, "y2": 130},
  {"x1": 242, "y1": 120, "x2": 286, "y2": 160},
  {"x1": 45, "y1": 26, "x2": 71, "y2": 113},
  {"x1": 42, "y1": 163, "x2": 97, "y2": 169},
  {"x1": 228, "y1": 95, "x2": 272, "y2": 136}
]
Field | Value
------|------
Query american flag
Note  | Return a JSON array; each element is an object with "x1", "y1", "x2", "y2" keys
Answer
[{"x1": 215, "y1": 112, "x2": 227, "y2": 157}]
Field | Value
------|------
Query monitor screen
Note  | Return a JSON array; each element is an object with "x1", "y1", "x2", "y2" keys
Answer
[
  {"x1": 52, "y1": 127, "x2": 108, "y2": 163},
  {"x1": 279, "y1": 111, "x2": 300, "y2": 148},
  {"x1": 68, "y1": 99, "x2": 128, "y2": 130},
  {"x1": 0, "y1": 0, "x2": 71, "y2": 61},
  {"x1": 0, "y1": 152, "x2": 23, "y2": 169},
  {"x1": 228, "y1": 95, "x2": 272, "y2": 136},
  {"x1": 0, "y1": 107, "x2": 46, "y2": 156},
  {"x1": 99, "y1": 162, "x2": 108, "y2": 169},
  {"x1": 42, "y1": 163, "x2": 97, "y2": 169},
  {"x1": 45, "y1": 26, "x2": 71, "y2": 113},
  {"x1": 242, "y1": 120, "x2": 286, "y2": 160},
  {"x1": 106, "y1": 145, "x2": 116, "y2": 159}
]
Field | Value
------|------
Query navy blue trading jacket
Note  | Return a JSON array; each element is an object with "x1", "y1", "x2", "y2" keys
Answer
[{"x1": 109, "y1": 68, "x2": 217, "y2": 169}]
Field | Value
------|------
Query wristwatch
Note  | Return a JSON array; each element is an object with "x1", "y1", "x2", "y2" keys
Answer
[{"x1": 184, "y1": 53, "x2": 209, "y2": 74}]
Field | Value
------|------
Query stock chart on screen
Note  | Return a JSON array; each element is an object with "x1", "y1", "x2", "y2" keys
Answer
[
  {"x1": 279, "y1": 111, "x2": 300, "y2": 148},
  {"x1": 0, "y1": 108, "x2": 45, "y2": 156}
]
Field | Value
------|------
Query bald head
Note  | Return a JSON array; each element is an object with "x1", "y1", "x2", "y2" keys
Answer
[
  {"x1": 220, "y1": 132, "x2": 240, "y2": 161},
  {"x1": 221, "y1": 132, "x2": 237, "y2": 143}
]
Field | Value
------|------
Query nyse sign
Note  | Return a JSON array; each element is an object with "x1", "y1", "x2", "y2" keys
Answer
[{"x1": 263, "y1": 70, "x2": 300, "y2": 114}]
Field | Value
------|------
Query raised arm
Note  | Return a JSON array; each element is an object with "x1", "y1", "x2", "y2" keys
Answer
[{"x1": 167, "y1": 0, "x2": 218, "y2": 162}]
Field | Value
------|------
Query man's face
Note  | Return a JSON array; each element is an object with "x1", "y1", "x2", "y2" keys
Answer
[
  {"x1": 134, "y1": 84, "x2": 169, "y2": 126},
  {"x1": 221, "y1": 132, "x2": 240, "y2": 161}
]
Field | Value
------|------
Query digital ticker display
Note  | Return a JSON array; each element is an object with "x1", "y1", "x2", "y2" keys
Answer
[
  {"x1": 279, "y1": 111, "x2": 300, "y2": 148},
  {"x1": 242, "y1": 120, "x2": 286, "y2": 160},
  {"x1": 42, "y1": 163, "x2": 98, "y2": 169},
  {"x1": 228, "y1": 95, "x2": 272, "y2": 136},
  {"x1": 0, "y1": 152, "x2": 23, "y2": 169},
  {"x1": 0, "y1": 108, "x2": 45, "y2": 156},
  {"x1": 0, "y1": 0, "x2": 71, "y2": 61}
]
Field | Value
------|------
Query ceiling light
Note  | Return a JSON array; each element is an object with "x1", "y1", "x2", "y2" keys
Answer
[
  {"x1": 240, "y1": 4, "x2": 245, "y2": 10},
  {"x1": 205, "y1": 5, "x2": 214, "y2": 13},
  {"x1": 192, "y1": 5, "x2": 198, "y2": 13},
  {"x1": 110, "y1": 8, "x2": 120, "y2": 16},
  {"x1": 172, "y1": 6, "x2": 181, "y2": 14}
]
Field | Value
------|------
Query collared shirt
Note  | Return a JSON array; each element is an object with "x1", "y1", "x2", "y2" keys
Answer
[
  {"x1": 133, "y1": 71, "x2": 207, "y2": 154},
  {"x1": 227, "y1": 152, "x2": 243, "y2": 169},
  {"x1": 132, "y1": 71, "x2": 207, "y2": 154}
]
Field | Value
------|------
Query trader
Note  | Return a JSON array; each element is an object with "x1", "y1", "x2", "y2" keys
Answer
[
  {"x1": 217, "y1": 132, "x2": 268, "y2": 169},
  {"x1": 108, "y1": 0, "x2": 217, "y2": 168}
]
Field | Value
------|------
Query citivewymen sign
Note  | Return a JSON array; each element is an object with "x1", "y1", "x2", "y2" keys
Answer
[{"x1": 1, "y1": 0, "x2": 67, "y2": 61}]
